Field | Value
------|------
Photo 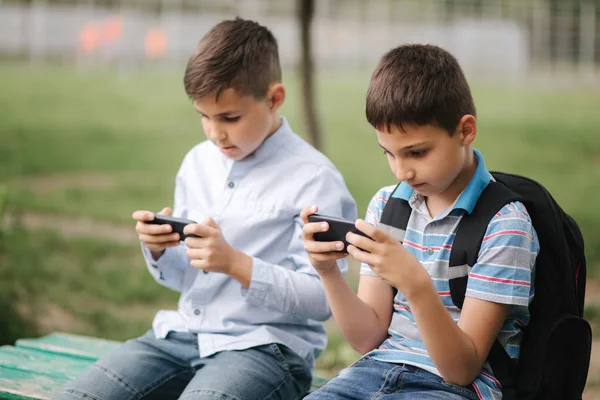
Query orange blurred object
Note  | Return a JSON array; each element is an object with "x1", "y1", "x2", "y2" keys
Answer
[
  {"x1": 79, "y1": 23, "x2": 101, "y2": 54},
  {"x1": 79, "y1": 16, "x2": 123, "y2": 54},
  {"x1": 145, "y1": 28, "x2": 168, "y2": 58},
  {"x1": 102, "y1": 15, "x2": 123, "y2": 46}
]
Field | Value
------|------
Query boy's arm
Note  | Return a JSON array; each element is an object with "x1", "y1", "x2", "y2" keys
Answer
[
  {"x1": 404, "y1": 278, "x2": 509, "y2": 385},
  {"x1": 141, "y1": 242, "x2": 188, "y2": 292},
  {"x1": 301, "y1": 186, "x2": 395, "y2": 352},
  {"x1": 318, "y1": 269, "x2": 394, "y2": 354},
  {"x1": 140, "y1": 167, "x2": 191, "y2": 292},
  {"x1": 401, "y1": 203, "x2": 538, "y2": 386}
]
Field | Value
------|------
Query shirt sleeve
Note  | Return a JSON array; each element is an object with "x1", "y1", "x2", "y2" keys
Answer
[
  {"x1": 465, "y1": 201, "x2": 539, "y2": 306},
  {"x1": 241, "y1": 164, "x2": 358, "y2": 321},
  {"x1": 140, "y1": 158, "x2": 191, "y2": 292},
  {"x1": 360, "y1": 185, "x2": 396, "y2": 277}
]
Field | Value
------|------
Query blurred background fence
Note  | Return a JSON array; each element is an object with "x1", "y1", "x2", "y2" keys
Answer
[{"x1": 1, "y1": 0, "x2": 599, "y2": 84}]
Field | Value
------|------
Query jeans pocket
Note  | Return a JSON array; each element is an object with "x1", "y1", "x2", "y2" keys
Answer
[{"x1": 267, "y1": 344, "x2": 312, "y2": 389}]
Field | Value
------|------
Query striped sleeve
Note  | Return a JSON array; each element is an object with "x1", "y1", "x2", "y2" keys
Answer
[
  {"x1": 360, "y1": 185, "x2": 396, "y2": 277},
  {"x1": 465, "y1": 201, "x2": 539, "y2": 307}
]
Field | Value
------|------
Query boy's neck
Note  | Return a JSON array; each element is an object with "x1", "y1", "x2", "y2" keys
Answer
[
  {"x1": 426, "y1": 149, "x2": 477, "y2": 217},
  {"x1": 266, "y1": 113, "x2": 282, "y2": 139}
]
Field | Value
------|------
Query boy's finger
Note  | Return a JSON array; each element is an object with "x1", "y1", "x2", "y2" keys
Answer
[
  {"x1": 300, "y1": 205, "x2": 318, "y2": 223},
  {"x1": 304, "y1": 239, "x2": 344, "y2": 254},
  {"x1": 136, "y1": 221, "x2": 173, "y2": 235},
  {"x1": 139, "y1": 232, "x2": 179, "y2": 244},
  {"x1": 302, "y1": 221, "x2": 329, "y2": 237},
  {"x1": 347, "y1": 245, "x2": 375, "y2": 264},
  {"x1": 184, "y1": 223, "x2": 217, "y2": 237},
  {"x1": 158, "y1": 207, "x2": 173, "y2": 216},
  {"x1": 355, "y1": 219, "x2": 391, "y2": 243},
  {"x1": 311, "y1": 252, "x2": 347, "y2": 262},
  {"x1": 346, "y1": 232, "x2": 376, "y2": 253},
  {"x1": 183, "y1": 236, "x2": 209, "y2": 248},
  {"x1": 132, "y1": 210, "x2": 154, "y2": 221}
]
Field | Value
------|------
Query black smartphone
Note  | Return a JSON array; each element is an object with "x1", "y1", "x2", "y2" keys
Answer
[
  {"x1": 307, "y1": 213, "x2": 370, "y2": 253},
  {"x1": 146, "y1": 214, "x2": 199, "y2": 240}
]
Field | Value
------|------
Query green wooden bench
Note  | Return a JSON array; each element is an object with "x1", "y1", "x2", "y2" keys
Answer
[{"x1": 0, "y1": 332, "x2": 329, "y2": 399}]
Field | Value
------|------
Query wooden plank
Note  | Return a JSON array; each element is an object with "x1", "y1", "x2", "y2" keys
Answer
[
  {"x1": 0, "y1": 346, "x2": 93, "y2": 380},
  {"x1": 0, "y1": 366, "x2": 70, "y2": 400},
  {"x1": 15, "y1": 332, "x2": 120, "y2": 361}
]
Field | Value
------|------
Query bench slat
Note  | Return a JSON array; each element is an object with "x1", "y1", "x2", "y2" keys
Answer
[
  {"x1": 0, "y1": 346, "x2": 93, "y2": 380},
  {"x1": 15, "y1": 332, "x2": 120, "y2": 361},
  {"x1": 0, "y1": 366, "x2": 71, "y2": 400}
]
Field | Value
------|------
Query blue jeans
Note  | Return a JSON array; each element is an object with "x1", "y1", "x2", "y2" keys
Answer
[
  {"x1": 306, "y1": 356, "x2": 479, "y2": 400},
  {"x1": 53, "y1": 330, "x2": 312, "y2": 400}
]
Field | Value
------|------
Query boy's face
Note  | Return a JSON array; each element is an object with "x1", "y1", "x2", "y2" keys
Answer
[
  {"x1": 193, "y1": 86, "x2": 284, "y2": 161},
  {"x1": 376, "y1": 117, "x2": 476, "y2": 200}
]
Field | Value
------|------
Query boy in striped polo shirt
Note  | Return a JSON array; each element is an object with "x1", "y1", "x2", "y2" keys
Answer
[{"x1": 301, "y1": 44, "x2": 539, "y2": 399}]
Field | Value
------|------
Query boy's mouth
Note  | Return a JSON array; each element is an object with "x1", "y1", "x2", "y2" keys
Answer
[
  {"x1": 410, "y1": 183, "x2": 424, "y2": 189},
  {"x1": 219, "y1": 145, "x2": 238, "y2": 155}
]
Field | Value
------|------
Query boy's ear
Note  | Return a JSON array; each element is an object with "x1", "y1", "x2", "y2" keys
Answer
[
  {"x1": 457, "y1": 114, "x2": 477, "y2": 146},
  {"x1": 267, "y1": 83, "x2": 285, "y2": 111}
]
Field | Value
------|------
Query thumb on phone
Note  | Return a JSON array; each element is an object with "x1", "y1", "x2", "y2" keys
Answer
[{"x1": 158, "y1": 207, "x2": 173, "y2": 217}]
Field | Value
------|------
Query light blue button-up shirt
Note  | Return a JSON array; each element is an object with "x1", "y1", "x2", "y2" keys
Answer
[{"x1": 142, "y1": 117, "x2": 357, "y2": 368}]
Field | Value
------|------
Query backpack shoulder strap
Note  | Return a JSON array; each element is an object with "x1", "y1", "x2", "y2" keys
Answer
[
  {"x1": 449, "y1": 180, "x2": 521, "y2": 400},
  {"x1": 448, "y1": 181, "x2": 521, "y2": 307},
  {"x1": 380, "y1": 183, "x2": 411, "y2": 235}
]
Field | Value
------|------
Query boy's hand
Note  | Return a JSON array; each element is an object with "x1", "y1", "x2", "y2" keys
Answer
[
  {"x1": 132, "y1": 207, "x2": 180, "y2": 257},
  {"x1": 183, "y1": 218, "x2": 247, "y2": 276},
  {"x1": 346, "y1": 219, "x2": 429, "y2": 298},
  {"x1": 301, "y1": 205, "x2": 347, "y2": 275}
]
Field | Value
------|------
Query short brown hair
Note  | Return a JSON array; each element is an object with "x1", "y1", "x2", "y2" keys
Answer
[
  {"x1": 184, "y1": 18, "x2": 281, "y2": 100},
  {"x1": 366, "y1": 44, "x2": 476, "y2": 135}
]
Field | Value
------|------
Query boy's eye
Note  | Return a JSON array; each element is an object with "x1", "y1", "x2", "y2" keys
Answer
[
  {"x1": 223, "y1": 116, "x2": 240, "y2": 123},
  {"x1": 410, "y1": 150, "x2": 427, "y2": 157},
  {"x1": 382, "y1": 149, "x2": 393, "y2": 157}
]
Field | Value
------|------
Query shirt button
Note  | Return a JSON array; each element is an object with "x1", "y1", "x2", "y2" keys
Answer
[
  {"x1": 194, "y1": 309, "x2": 201, "y2": 315},
  {"x1": 228, "y1": 181, "x2": 235, "y2": 189},
  {"x1": 426, "y1": 247, "x2": 434, "y2": 255},
  {"x1": 430, "y1": 222, "x2": 436, "y2": 228}
]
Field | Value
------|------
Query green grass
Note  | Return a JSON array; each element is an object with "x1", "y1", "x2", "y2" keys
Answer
[
  {"x1": 1, "y1": 64, "x2": 600, "y2": 376},
  {"x1": 1, "y1": 64, "x2": 599, "y2": 269}
]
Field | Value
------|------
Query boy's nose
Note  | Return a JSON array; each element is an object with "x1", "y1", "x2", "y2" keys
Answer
[
  {"x1": 206, "y1": 125, "x2": 227, "y2": 142},
  {"x1": 395, "y1": 162, "x2": 415, "y2": 182}
]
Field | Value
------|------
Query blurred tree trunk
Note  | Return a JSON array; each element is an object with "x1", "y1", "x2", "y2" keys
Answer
[{"x1": 298, "y1": 0, "x2": 322, "y2": 151}]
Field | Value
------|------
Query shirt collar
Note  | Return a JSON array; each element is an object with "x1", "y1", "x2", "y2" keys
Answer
[
  {"x1": 392, "y1": 148, "x2": 491, "y2": 214},
  {"x1": 248, "y1": 116, "x2": 292, "y2": 161}
]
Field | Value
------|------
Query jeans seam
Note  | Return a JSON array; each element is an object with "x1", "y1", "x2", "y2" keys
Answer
[
  {"x1": 269, "y1": 343, "x2": 290, "y2": 373},
  {"x1": 92, "y1": 364, "x2": 140, "y2": 398},
  {"x1": 370, "y1": 365, "x2": 402, "y2": 399},
  {"x1": 64, "y1": 388, "x2": 103, "y2": 400},
  {"x1": 179, "y1": 389, "x2": 242, "y2": 400}
]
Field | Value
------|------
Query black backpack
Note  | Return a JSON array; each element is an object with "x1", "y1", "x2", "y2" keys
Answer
[{"x1": 380, "y1": 171, "x2": 592, "y2": 400}]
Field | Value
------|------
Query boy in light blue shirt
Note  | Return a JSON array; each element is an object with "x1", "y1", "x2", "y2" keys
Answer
[{"x1": 55, "y1": 18, "x2": 356, "y2": 400}]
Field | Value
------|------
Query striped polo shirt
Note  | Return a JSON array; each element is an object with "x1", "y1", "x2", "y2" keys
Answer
[{"x1": 360, "y1": 149, "x2": 539, "y2": 400}]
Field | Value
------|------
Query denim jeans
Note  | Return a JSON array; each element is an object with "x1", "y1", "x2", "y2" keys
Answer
[
  {"x1": 53, "y1": 329, "x2": 312, "y2": 400},
  {"x1": 305, "y1": 356, "x2": 479, "y2": 400}
]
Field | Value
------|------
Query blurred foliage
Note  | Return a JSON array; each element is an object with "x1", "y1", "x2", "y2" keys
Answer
[{"x1": 0, "y1": 186, "x2": 39, "y2": 345}]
